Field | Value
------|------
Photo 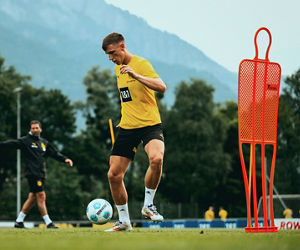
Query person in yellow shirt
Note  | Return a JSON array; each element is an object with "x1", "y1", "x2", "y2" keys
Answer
[
  {"x1": 205, "y1": 206, "x2": 215, "y2": 221},
  {"x1": 102, "y1": 33, "x2": 167, "y2": 232},
  {"x1": 218, "y1": 206, "x2": 228, "y2": 221},
  {"x1": 283, "y1": 208, "x2": 293, "y2": 219}
]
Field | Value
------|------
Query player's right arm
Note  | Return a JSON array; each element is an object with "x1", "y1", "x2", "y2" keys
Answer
[
  {"x1": 45, "y1": 142, "x2": 73, "y2": 167},
  {"x1": 0, "y1": 139, "x2": 22, "y2": 150},
  {"x1": 119, "y1": 58, "x2": 167, "y2": 93}
]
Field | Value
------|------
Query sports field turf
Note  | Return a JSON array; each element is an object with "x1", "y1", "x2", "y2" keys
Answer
[{"x1": 0, "y1": 228, "x2": 299, "y2": 250}]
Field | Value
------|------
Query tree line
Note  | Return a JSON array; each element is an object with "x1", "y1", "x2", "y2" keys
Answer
[{"x1": 0, "y1": 56, "x2": 299, "y2": 220}]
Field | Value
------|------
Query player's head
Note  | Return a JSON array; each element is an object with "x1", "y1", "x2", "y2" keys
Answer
[
  {"x1": 30, "y1": 120, "x2": 42, "y2": 136},
  {"x1": 102, "y1": 32, "x2": 126, "y2": 65}
]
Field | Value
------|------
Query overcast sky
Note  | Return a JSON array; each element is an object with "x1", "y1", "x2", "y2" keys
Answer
[{"x1": 105, "y1": 0, "x2": 300, "y2": 76}]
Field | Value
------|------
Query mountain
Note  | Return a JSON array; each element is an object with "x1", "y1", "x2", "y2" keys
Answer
[{"x1": 0, "y1": 0, "x2": 237, "y2": 106}]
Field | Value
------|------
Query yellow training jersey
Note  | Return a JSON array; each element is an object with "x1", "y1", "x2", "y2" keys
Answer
[
  {"x1": 204, "y1": 210, "x2": 215, "y2": 221},
  {"x1": 114, "y1": 55, "x2": 161, "y2": 129},
  {"x1": 283, "y1": 208, "x2": 293, "y2": 219},
  {"x1": 219, "y1": 209, "x2": 228, "y2": 220}
]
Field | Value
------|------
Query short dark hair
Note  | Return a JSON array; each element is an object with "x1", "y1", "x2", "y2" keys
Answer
[
  {"x1": 102, "y1": 32, "x2": 124, "y2": 51},
  {"x1": 30, "y1": 120, "x2": 42, "y2": 128}
]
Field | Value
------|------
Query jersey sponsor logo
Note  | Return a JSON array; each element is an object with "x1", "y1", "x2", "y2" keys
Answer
[{"x1": 119, "y1": 87, "x2": 132, "y2": 102}]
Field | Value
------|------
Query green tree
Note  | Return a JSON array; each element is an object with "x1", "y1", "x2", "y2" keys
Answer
[
  {"x1": 0, "y1": 56, "x2": 78, "y2": 219},
  {"x1": 218, "y1": 101, "x2": 246, "y2": 216},
  {"x1": 45, "y1": 159, "x2": 84, "y2": 220},
  {"x1": 17, "y1": 85, "x2": 76, "y2": 147},
  {"x1": 161, "y1": 79, "x2": 231, "y2": 212},
  {"x1": 276, "y1": 69, "x2": 300, "y2": 194},
  {"x1": 0, "y1": 57, "x2": 31, "y2": 190},
  {"x1": 72, "y1": 66, "x2": 120, "y2": 203}
]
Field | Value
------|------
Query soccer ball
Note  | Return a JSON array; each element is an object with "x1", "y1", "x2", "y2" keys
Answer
[{"x1": 86, "y1": 198, "x2": 113, "y2": 225}]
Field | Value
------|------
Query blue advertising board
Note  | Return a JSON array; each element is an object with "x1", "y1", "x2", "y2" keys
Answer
[{"x1": 141, "y1": 219, "x2": 268, "y2": 229}]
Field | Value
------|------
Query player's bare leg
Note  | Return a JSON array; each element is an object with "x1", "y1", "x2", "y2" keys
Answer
[
  {"x1": 36, "y1": 191, "x2": 57, "y2": 228},
  {"x1": 105, "y1": 155, "x2": 132, "y2": 232},
  {"x1": 21, "y1": 192, "x2": 36, "y2": 214},
  {"x1": 145, "y1": 139, "x2": 164, "y2": 188},
  {"x1": 142, "y1": 139, "x2": 164, "y2": 222},
  {"x1": 108, "y1": 155, "x2": 131, "y2": 205},
  {"x1": 15, "y1": 192, "x2": 36, "y2": 228},
  {"x1": 36, "y1": 191, "x2": 47, "y2": 216}
]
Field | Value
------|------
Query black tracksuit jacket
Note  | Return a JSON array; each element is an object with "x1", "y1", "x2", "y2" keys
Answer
[{"x1": 0, "y1": 133, "x2": 68, "y2": 179}]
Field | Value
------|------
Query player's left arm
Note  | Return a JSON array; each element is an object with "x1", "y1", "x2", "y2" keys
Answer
[
  {"x1": 46, "y1": 142, "x2": 73, "y2": 167},
  {"x1": 120, "y1": 65, "x2": 166, "y2": 93}
]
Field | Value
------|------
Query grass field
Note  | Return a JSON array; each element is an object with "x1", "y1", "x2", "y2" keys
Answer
[{"x1": 0, "y1": 227, "x2": 299, "y2": 250}]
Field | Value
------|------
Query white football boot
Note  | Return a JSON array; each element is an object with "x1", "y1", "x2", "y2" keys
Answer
[
  {"x1": 141, "y1": 204, "x2": 164, "y2": 222},
  {"x1": 104, "y1": 221, "x2": 132, "y2": 232}
]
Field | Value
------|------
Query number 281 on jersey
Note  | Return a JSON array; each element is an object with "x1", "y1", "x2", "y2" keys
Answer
[{"x1": 119, "y1": 87, "x2": 132, "y2": 102}]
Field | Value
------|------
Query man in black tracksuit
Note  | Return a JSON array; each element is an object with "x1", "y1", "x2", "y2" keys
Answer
[{"x1": 0, "y1": 120, "x2": 73, "y2": 228}]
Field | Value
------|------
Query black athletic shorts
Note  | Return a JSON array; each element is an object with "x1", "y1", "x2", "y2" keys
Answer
[
  {"x1": 111, "y1": 123, "x2": 164, "y2": 160},
  {"x1": 27, "y1": 177, "x2": 45, "y2": 193}
]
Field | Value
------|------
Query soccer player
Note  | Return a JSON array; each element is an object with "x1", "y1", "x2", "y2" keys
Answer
[
  {"x1": 283, "y1": 208, "x2": 293, "y2": 219},
  {"x1": 218, "y1": 206, "x2": 228, "y2": 221},
  {"x1": 102, "y1": 32, "x2": 167, "y2": 232},
  {"x1": 0, "y1": 120, "x2": 73, "y2": 229},
  {"x1": 205, "y1": 206, "x2": 215, "y2": 221}
]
